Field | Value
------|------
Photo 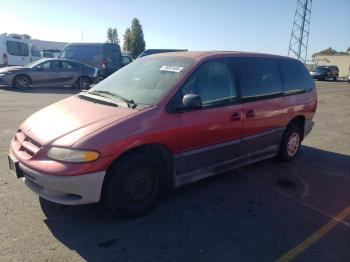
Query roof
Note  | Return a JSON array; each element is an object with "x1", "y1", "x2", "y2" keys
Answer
[{"x1": 149, "y1": 51, "x2": 296, "y2": 61}]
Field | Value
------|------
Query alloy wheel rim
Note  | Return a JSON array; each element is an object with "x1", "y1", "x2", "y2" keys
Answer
[
  {"x1": 287, "y1": 132, "x2": 300, "y2": 157},
  {"x1": 80, "y1": 79, "x2": 89, "y2": 88},
  {"x1": 16, "y1": 76, "x2": 29, "y2": 89}
]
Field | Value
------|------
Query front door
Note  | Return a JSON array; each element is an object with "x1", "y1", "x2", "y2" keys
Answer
[
  {"x1": 175, "y1": 59, "x2": 243, "y2": 185},
  {"x1": 30, "y1": 60, "x2": 59, "y2": 86},
  {"x1": 231, "y1": 57, "x2": 284, "y2": 158}
]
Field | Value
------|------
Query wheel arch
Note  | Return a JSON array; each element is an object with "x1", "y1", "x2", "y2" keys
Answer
[
  {"x1": 13, "y1": 74, "x2": 33, "y2": 85},
  {"x1": 287, "y1": 115, "x2": 305, "y2": 139},
  {"x1": 102, "y1": 143, "x2": 174, "y2": 191}
]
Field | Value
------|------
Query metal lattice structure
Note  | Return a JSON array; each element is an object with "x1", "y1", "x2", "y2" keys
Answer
[{"x1": 288, "y1": 0, "x2": 313, "y2": 63}]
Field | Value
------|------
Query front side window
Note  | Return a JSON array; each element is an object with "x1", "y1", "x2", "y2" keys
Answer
[
  {"x1": 277, "y1": 59, "x2": 314, "y2": 94},
  {"x1": 181, "y1": 60, "x2": 236, "y2": 107},
  {"x1": 89, "y1": 56, "x2": 194, "y2": 106},
  {"x1": 232, "y1": 57, "x2": 282, "y2": 99}
]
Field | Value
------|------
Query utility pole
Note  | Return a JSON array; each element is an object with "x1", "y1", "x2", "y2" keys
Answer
[{"x1": 288, "y1": 0, "x2": 312, "y2": 63}]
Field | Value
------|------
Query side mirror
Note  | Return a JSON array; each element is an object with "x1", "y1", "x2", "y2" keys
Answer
[{"x1": 179, "y1": 94, "x2": 202, "y2": 110}]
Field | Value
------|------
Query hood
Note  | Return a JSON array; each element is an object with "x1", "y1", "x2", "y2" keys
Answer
[
  {"x1": 0, "y1": 66, "x2": 25, "y2": 73},
  {"x1": 20, "y1": 95, "x2": 137, "y2": 147}
]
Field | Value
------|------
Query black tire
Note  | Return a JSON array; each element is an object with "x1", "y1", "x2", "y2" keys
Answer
[
  {"x1": 103, "y1": 154, "x2": 166, "y2": 218},
  {"x1": 78, "y1": 76, "x2": 91, "y2": 90},
  {"x1": 278, "y1": 125, "x2": 302, "y2": 162},
  {"x1": 333, "y1": 76, "x2": 337, "y2": 81},
  {"x1": 13, "y1": 75, "x2": 31, "y2": 90}
]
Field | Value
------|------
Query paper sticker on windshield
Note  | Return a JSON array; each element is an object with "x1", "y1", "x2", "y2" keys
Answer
[{"x1": 159, "y1": 66, "x2": 184, "y2": 73}]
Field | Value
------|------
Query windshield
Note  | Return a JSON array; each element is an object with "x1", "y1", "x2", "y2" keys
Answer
[{"x1": 89, "y1": 56, "x2": 194, "y2": 106}]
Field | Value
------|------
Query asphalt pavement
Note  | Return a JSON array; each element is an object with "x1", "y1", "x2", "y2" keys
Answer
[{"x1": 0, "y1": 82, "x2": 349, "y2": 262}]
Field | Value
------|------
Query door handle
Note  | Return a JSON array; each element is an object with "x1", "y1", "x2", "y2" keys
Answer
[
  {"x1": 230, "y1": 112, "x2": 241, "y2": 121},
  {"x1": 245, "y1": 110, "x2": 255, "y2": 118}
]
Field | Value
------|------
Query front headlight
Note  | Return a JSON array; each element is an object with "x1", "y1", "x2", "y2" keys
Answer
[{"x1": 47, "y1": 147, "x2": 100, "y2": 163}]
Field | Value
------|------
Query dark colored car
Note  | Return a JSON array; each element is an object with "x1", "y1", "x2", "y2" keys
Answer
[
  {"x1": 61, "y1": 43, "x2": 122, "y2": 77},
  {"x1": 0, "y1": 58, "x2": 98, "y2": 89},
  {"x1": 137, "y1": 49, "x2": 187, "y2": 58},
  {"x1": 121, "y1": 53, "x2": 133, "y2": 66},
  {"x1": 310, "y1": 65, "x2": 339, "y2": 81},
  {"x1": 8, "y1": 51, "x2": 317, "y2": 217}
]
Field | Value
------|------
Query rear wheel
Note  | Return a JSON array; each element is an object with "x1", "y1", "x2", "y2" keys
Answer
[
  {"x1": 78, "y1": 76, "x2": 91, "y2": 90},
  {"x1": 278, "y1": 125, "x2": 302, "y2": 162},
  {"x1": 13, "y1": 75, "x2": 31, "y2": 90},
  {"x1": 103, "y1": 154, "x2": 166, "y2": 218}
]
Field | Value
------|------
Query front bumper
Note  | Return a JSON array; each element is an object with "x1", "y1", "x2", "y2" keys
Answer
[
  {"x1": 9, "y1": 154, "x2": 106, "y2": 205},
  {"x1": 0, "y1": 76, "x2": 10, "y2": 86},
  {"x1": 310, "y1": 73, "x2": 325, "y2": 80}
]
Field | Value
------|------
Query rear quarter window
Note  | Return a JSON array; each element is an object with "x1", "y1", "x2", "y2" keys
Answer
[
  {"x1": 277, "y1": 59, "x2": 314, "y2": 94},
  {"x1": 232, "y1": 57, "x2": 282, "y2": 99}
]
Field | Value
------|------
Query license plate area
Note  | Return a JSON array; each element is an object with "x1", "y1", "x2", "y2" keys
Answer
[{"x1": 8, "y1": 155, "x2": 24, "y2": 178}]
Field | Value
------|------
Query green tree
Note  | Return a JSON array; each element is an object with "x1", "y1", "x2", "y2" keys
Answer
[
  {"x1": 129, "y1": 18, "x2": 145, "y2": 58},
  {"x1": 9, "y1": 33, "x2": 22, "y2": 39},
  {"x1": 107, "y1": 28, "x2": 120, "y2": 44},
  {"x1": 123, "y1": 28, "x2": 131, "y2": 52},
  {"x1": 22, "y1": 34, "x2": 31, "y2": 39}
]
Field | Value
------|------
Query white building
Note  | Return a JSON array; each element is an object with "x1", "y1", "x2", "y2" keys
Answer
[{"x1": 28, "y1": 39, "x2": 67, "y2": 51}]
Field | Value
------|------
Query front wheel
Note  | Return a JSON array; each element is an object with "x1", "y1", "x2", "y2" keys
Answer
[
  {"x1": 278, "y1": 125, "x2": 302, "y2": 162},
  {"x1": 103, "y1": 154, "x2": 166, "y2": 218},
  {"x1": 78, "y1": 76, "x2": 91, "y2": 90},
  {"x1": 13, "y1": 75, "x2": 31, "y2": 90}
]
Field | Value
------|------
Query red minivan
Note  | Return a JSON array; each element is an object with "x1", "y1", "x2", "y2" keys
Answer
[{"x1": 8, "y1": 52, "x2": 317, "y2": 217}]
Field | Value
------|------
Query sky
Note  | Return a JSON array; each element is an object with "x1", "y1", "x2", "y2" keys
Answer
[{"x1": 0, "y1": 0, "x2": 349, "y2": 59}]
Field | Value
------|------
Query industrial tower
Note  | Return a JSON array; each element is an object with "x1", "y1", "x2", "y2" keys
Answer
[{"x1": 288, "y1": 0, "x2": 313, "y2": 63}]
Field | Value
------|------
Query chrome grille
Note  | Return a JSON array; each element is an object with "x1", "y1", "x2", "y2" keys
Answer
[{"x1": 14, "y1": 130, "x2": 41, "y2": 158}]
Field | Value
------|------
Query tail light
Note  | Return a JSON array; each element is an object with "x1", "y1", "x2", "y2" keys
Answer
[
  {"x1": 3, "y1": 53, "x2": 8, "y2": 66},
  {"x1": 101, "y1": 59, "x2": 107, "y2": 69}
]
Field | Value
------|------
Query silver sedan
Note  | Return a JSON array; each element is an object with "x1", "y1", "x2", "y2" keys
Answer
[{"x1": 0, "y1": 58, "x2": 98, "y2": 90}]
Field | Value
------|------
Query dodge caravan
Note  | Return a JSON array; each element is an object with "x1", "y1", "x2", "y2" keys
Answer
[{"x1": 8, "y1": 52, "x2": 317, "y2": 217}]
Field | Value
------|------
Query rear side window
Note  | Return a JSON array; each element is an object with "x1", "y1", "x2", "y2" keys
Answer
[
  {"x1": 232, "y1": 57, "x2": 282, "y2": 99},
  {"x1": 277, "y1": 59, "x2": 314, "y2": 94},
  {"x1": 6, "y1": 41, "x2": 29, "y2": 56},
  {"x1": 30, "y1": 50, "x2": 41, "y2": 57},
  {"x1": 61, "y1": 45, "x2": 102, "y2": 63}
]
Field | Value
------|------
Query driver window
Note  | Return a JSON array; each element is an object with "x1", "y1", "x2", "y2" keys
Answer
[{"x1": 181, "y1": 60, "x2": 236, "y2": 107}]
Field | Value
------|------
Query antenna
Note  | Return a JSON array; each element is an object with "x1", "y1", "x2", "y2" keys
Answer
[{"x1": 288, "y1": 0, "x2": 313, "y2": 63}]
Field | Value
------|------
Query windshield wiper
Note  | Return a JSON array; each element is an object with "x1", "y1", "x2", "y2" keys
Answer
[{"x1": 89, "y1": 90, "x2": 137, "y2": 108}]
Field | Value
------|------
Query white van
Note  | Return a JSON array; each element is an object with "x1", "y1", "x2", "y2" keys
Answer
[{"x1": 0, "y1": 36, "x2": 30, "y2": 67}]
